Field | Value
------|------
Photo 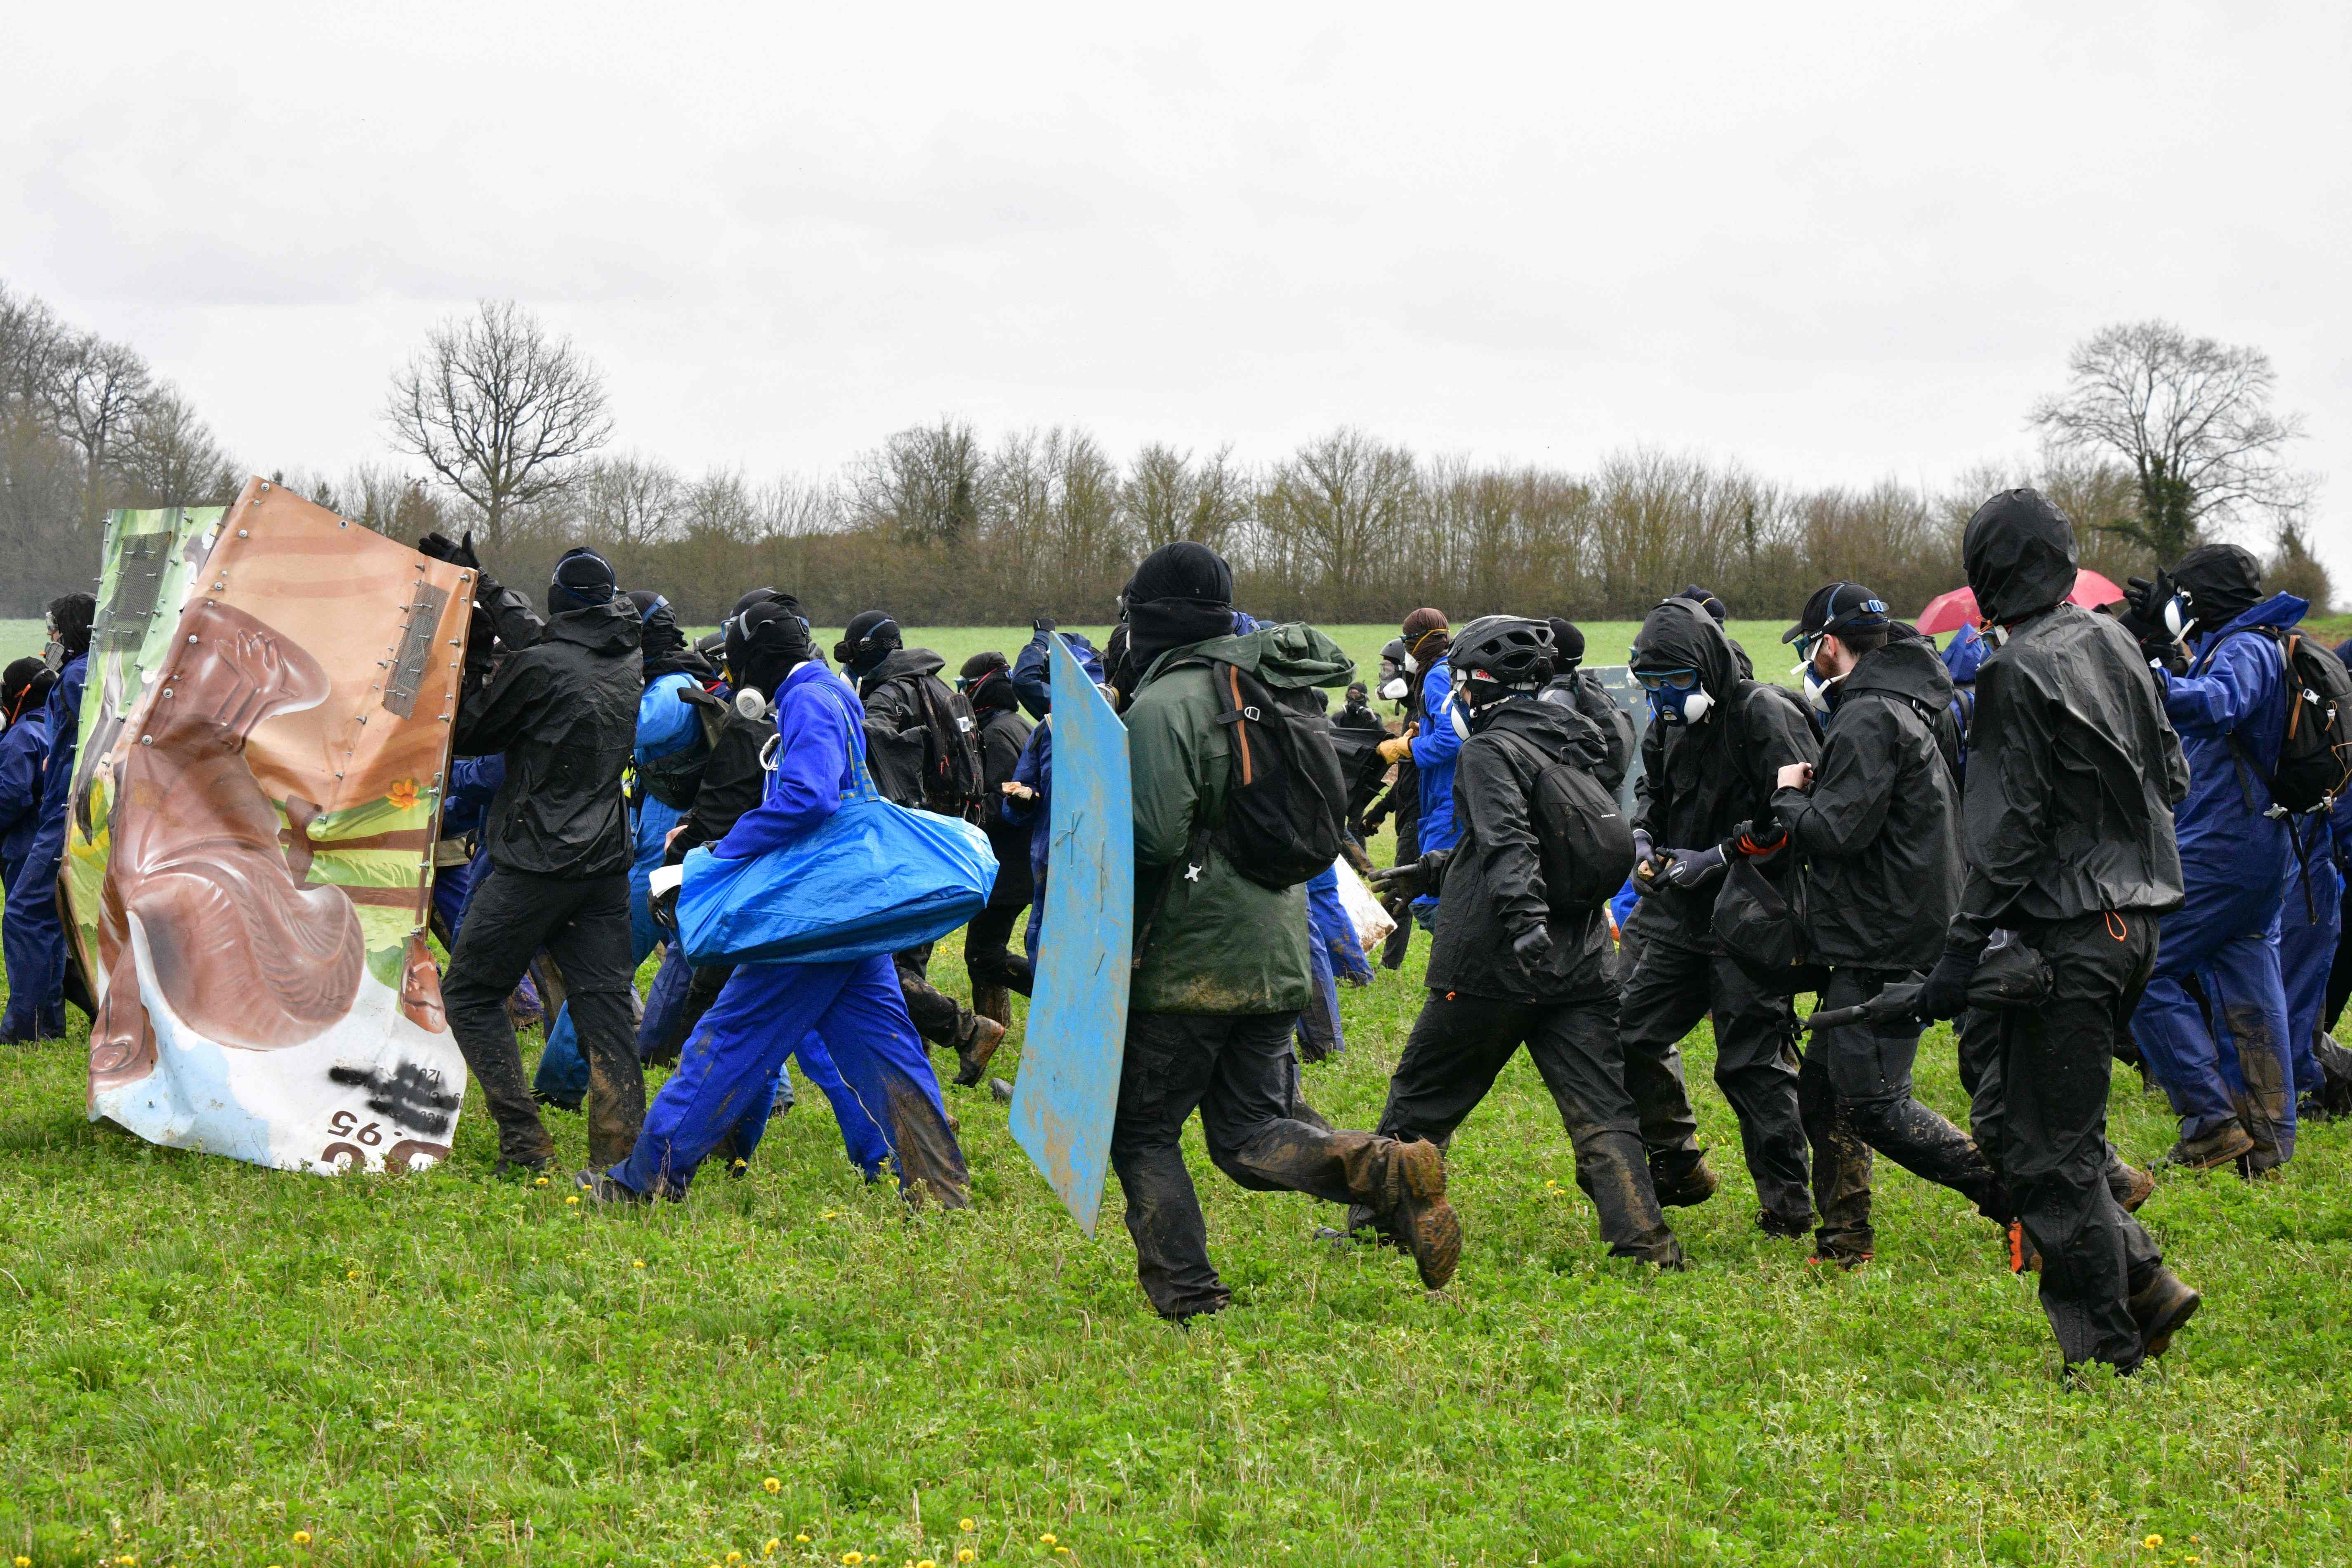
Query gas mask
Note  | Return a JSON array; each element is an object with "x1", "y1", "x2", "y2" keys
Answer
[
  {"x1": 41, "y1": 626, "x2": 66, "y2": 672},
  {"x1": 733, "y1": 687, "x2": 771, "y2": 721},
  {"x1": 1402, "y1": 651, "x2": 1419, "y2": 676},
  {"x1": 1638, "y1": 668, "x2": 1713, "y2": 727},
  {"x1": 2163, "y1": 591, "x2": 2195, "y2": 643},
  {"x1": 1379, "y1": 676, "x2": 1408, "y2": 702},
  {"x1": 1801, "y1": 663, "x2": 1848, "y2": 714}
]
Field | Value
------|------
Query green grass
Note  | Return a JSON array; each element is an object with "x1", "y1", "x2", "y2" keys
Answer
[{"x1": 6, "y1": 827, "x2": 2352, "y2": 1568}]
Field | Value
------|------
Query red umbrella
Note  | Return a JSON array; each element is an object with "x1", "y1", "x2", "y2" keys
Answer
[{"x1": 1915, "y1": 569, "x2": 2125, "y2": 634}]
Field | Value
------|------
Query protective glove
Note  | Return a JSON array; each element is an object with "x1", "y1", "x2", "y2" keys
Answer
[
  {"x1": 1731, "y1": 819, "x2": 1788, "y2": 857},
  {"x1": 2118, "y1": 570, "x2": 2183, "y2": 662},
  {"x1": 2122, "y1": 569, "x2": 2175, "y2": 624},
  {"x1": 1630, "y1": 830, "x2": 1662, "y2": 895},
  {"x1": 1367, "y1": 849, "x2": 1448, "y2": 901},
  {"x1": 1376, "y1": 736, "x2": 1413, "y2": 764},
  {"x1": 1511, "y1": 925, "x2": 1553, "y2": 967},
  {"x1": 418, "y1": 530, "x2": 483, "y2": 571},
  {"x1": 1659, "y1": 843, "x2": 1728, "y2": 891},
  {"x1": 1032, "y1": 614, "x2": 1056, "y2": 633},
  {"x1": 1912, "y1": 942, "x2": 1985, "y2": 1022}
]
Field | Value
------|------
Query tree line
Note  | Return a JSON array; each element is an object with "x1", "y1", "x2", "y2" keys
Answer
[{"x1": 2, "y1": 285, "x2": 2327, "y2": 626}]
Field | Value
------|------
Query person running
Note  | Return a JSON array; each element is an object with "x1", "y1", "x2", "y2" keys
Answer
[{"x1": 958, "y1": 650, "x2": 1034, "y2": 1037}]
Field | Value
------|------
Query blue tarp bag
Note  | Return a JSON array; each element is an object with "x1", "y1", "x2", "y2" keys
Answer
[{"x1": 677, "y1": 762, "x2": 997, "y2": 966}]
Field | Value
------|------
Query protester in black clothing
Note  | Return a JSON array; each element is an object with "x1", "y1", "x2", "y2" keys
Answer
[
  {"x1": 1913, "y1": 489, "x2": 2200, "y2": 1375},
  {"x1": 836, "y1": 609, "x2": 1005, "y2": 1084},
  {"x1": 959, "y1": 651, "x2": 1036, "y2": 1036},
  {"x1": 1539, "y1": 618, "x2": 1634, "y2": 795},
  {"x1": 1367, "y1": 618, "x2": 1682, "y2": 1266},
  {"x1": 1334, "y1": 682, "x2": 1385, "y2": 732},
  {"x1": 1619, "y1": 597, "x2": 1819, "y2": 1236},
  {"x1": 1759, "y1": 584, "x2": 2005, "y2": 1266},
  {"x1": 428, "y1": 541, "x2": 646, "y2": 1175}
]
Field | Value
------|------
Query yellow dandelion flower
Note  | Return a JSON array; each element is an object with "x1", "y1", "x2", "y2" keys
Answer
[
  {"x1": 14, "y1": 1557, "x2": 28, "y2": 1568},
  {"x1": 919, "y1": 1559, "x2": 938, "y2": 1568},
  {"x1": 728, "y1": 1554, "x2": 744, "y2": 1565},
  {"x1": 796, "y1": 1535, "x2": 812, "y2": 1545},
  {"x1": 1039, "y1": 1536, "x2": 1056, "y2": 1547},
  {"x1": 764, "y1": 1541, "x2": 780, "y2": 1557},
  {"x1": 535, "y1": 1177, "x2": 549, "y2": 1187},
  {"x1": 957, "y1": 1553, "x2": 975, "y2": 1565},
  {"x1": 2144, "y1": 1537, "x2": 2163, "y2": 1551},
  {"x1": 346, "y1": 1269, "x2": 359, "y2": 1280},
  {"x1": 763, "y1": 1475, "x2": 782, "y2": 1494},
  {"x1": 958, "y1": 1519, "x2": 975, "y2": 1533},
  {"x1": 844, "y1": 1554, "x2": 864, "y2": 1566},
  {"x1": 566, "y1": 1194, "x2": 580, "y2": 1205},
  {"x1": 292, "y1": 1531, "x2": 312, "y2": 1546},
  {"x1": 633, "y1": 1259, "x2": 646, "y2": 1269}
]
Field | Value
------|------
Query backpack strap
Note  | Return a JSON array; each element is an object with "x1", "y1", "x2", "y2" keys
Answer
[{"x1": 1130, "y1": 654, "x2": 1219, "y2": 971}]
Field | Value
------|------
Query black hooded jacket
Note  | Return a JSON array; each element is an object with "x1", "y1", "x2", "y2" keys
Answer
[
  {"x1": 1951, "y1": 493, "x2": 2188, "y2": 945},
  {"x1": 1773, "y1": 635, "x2": 1962, "y2": 969},
  {"x1": 453, "y1": 598, "x2": 643, "y2": 879},
  {"x1": 1539, "y1": 669, "x2": 1633, "y2": 793},
  {"x1": 1425, "y1": 698, "x2": 1617, "y2": 1003},
  {"x1": 1629, "y1": 600, "x2": 1820, "y2": 945},
  {"x1": 858, "y1": 646, "x2": 959, "y2": 811}
]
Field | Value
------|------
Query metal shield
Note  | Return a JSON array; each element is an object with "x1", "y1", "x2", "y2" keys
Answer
[{"x1": 1008, "y1": 635, "x2": 1133, "y2": 1235}]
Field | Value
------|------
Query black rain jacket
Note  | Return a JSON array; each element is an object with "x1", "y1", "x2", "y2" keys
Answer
[
  {"x1": 858, "y1": 647, "x2": 955, "y2": 811},
  {"x1": 1628, "y1": 599, "x2": 1821, "y2": 947},
  {"x1": 1773, "y1": 634, "x2": 1963, "y2": 969},
  {"x1": 1952, "y1": 499, "x2": 2188, "y2": 946},
  {"x1": 1425, "y1": 698, "x2": 1617, "y2": 1003},
  {"x1": 667, "y1": 695, "x2": 774, "y2": 864},
  {"x1": 453, "y1": 598, "x2": 643, "y2": 880},
  {"x1": 976, "y1": 701, "x2": 1035, "y2": 903},
  {"x1": 1539, "y1": 668, "x2": 1634, "y2": 794}
]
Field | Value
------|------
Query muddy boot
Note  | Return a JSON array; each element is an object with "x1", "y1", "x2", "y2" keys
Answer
[
  {"x1": 953, "y1": 1013, "x2": 1008, "y2": 1088},
  {"x1": 1757, "y1": 1209, "x2": 1811, "y2": 1241},
  {"x1": 2158, "y1": 1123, "x2": 2254, "y2": 1172},
  {"x1": 2108, "y1": 1160, "x2": 2156, "y2": 1213},
  {"x1": 972, "y1": 983, "x2": 1012, "y2": 1029},
  {"x1": 1382, "y1": 1138, "x2": 1463, "y2": 1289},
  {"x1": 1649, "y1": 1148, "x2": 1719, "y2": 1208},
  {"x1": 2128, "y1": 1266, "x2": 2201, "y2": 1362}
]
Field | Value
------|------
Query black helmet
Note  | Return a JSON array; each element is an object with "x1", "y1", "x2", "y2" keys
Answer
[{"x1": 1448, "y1": 615, "x2": 1553, "y2": 696}]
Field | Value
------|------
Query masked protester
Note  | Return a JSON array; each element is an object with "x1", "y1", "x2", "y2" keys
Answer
[
  {"x1": 836, "y1": 609, "x2": 1006, "y2": 1085},
  {"x1": 2114, "y1": 544, "x2": 2307, "y2": 1172},
  {"x1": 1539, "y1": 619, "x2": 1636, "y2": 795},
  {"x1": 1114, "y1": 542, "x2": 1460, "y2": 1319},
  {"x1": 1367, "y1": 617, "x2": 1684, "y2": 1266},
  {"x1": 1619, "y1": 596, "x2": 1819, "y2": 1237},
  {"x1": 429, "y1": 542, "x2": 647, "y2": 1175},
  {"x1": 584, "y1": 604, "x2": 971, "y2": 1208},
  {"x1": 1760, "y1": 585, "x2": 2006, "y2": 1266},
  {"x1": 1334, "y1": 681, "x2": 1384, "y2": 733},
  {"x1": 533, "y1": 588, "x2": 721, "y2": 1108},
  {"x1": 1381, "y1": 611, "x2": 1460, "y2": 924},
  {"x1": 1915, "y1": 488, "x2": 2199, "y2": 1377},
  {"x1": 1002, "y1": 623, "x2": 1109, "y2": 979},
  {"x1": 0, "y1": 658, "x2": 58, "y2": 903},
  {"x1": 1, "y1": 592, "x2": 94, "y2": 1042},
  {"x1": 959, "y1": 650, "x2": 1035, "y2": 1037}
]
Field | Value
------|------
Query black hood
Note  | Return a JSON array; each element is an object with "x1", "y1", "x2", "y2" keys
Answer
[
  {"x1": 544, "y1": 597, "x2": 643, "y2": 657},
  {"x1": 2171, "y1": 542, "x2": 2264, "y2": 633},
  {"x1": 859, "y1": 645, "x2": 945, "y2": 696},
  {"x1": 1843, "y1": 629, "x2": 1956, "y2": 709},
  {"x1": 1964, "y1": 488, "x2": 2077, "y2": 625},
  {"x1": 1631, "y1": 597, "x2": 1742, "y2": 700},
  {"x1": 1475, "y1": 690, "x2": 1611, "y2": 771}
]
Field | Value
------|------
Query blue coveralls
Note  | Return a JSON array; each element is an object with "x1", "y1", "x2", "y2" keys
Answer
[
  {"x1": 2276, "y1": 802, "x2": 2342, "y2": 1100},
  {"x1": 0, "y1": 707, "x2": 53, "y2": 896},
  {"x1": 2130, "y1": 593, "x2": 2307, "y2": 1160},
  {"x1": 1407, "y1": 658, "x2": 1462, "y2": 924},
  {"x1": 2, "y1": 654, "x2": 83, "y2": 1041},
  {"x1": 607, "y1": 659, "x2": 964, "y2": 1199},
  {"x1": 1295, "y1": 862, "x2": 1371, "y2": 1059},
  {"x1": 537, "y1": 670, "x2": 706, "y2": 1101}
]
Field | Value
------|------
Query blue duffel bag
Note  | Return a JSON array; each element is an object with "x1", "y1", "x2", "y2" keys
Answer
[{"x1": 676, "y1": 763, "x2": 997, "y2": 967}]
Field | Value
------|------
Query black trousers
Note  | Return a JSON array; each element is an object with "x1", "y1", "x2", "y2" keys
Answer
[
  {"x1": 1111, "y1": 1010, "x2": 1416, "y2": 1319},
  {"x1": 442, "y1": 868, "x2": 646, "y2": 1168},
  {"x1": 1373, "y1": 989, "x2": 1677, "y2": 1262},
  {"x1": 963, "y1": 897, "x2": 1035, "y2": 996},
  {"x1": 1798, "y1": 967, "x2": 2005, "y2": 1259},
  {"x1": 894, "y1": 941, "x2": 979, "y2": 1049},
  {"x1": 1958, "y1": 1002, "x2": 2142, "y2": 1212},
  {"x1": 1987, "y1": 911, "x2": 2168, "y2": 1371},
  {"x1": 1617, "y1": 936, "x2": 1812, "y2": 1226}
]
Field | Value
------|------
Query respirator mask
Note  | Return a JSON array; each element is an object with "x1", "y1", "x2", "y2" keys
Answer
[
  {"x1": 1637, "y1": 667, "x2": 1712, "y2": 726},
  {"x1": 2163, "y1": 590, "x2": 2196, "y2": 643},
  {"x1": 41, "y1": 624, "x2": 65, "y2": 673}
]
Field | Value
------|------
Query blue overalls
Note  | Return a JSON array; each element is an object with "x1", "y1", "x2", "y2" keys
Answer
[
  {"x1": 2130, "y1": 593, "x2": 2307, "y2": 1162},
  {"x1": 0, "y1": 707, "x2": 53, "y2": 896},
  {"x1": 1407, "y1": 657, "x2": 1462, "y2": 926},
  {"x1": 606, "y1": 660, "x2": 966, "y2": 1200},
  {"x1": 2, "y1": 654, "x2": 83, "y2": 1042}
]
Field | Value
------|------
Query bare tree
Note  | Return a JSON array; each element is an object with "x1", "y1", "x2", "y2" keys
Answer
[
  {"x1": 114, "y1": 384, "x2": 240, "y2": 507},
  {"x1": 846, "y1": 418, "x2": 983, "y2": 545},
  {"x1": 1124, "y1": 441, "x2": 1251, "y2": 556},
  {"x1": 1259, "y1": 428, "x2": 1418, "y2": 618},
  {"x1": 44, "y1": 331, "x2": 151, "y2": 526},
  {"x1": 2030, "y1": 320, "x2": 2310, "y2": 563},
  {"x1": 0, "y1": 283, "x2": 68, "y2": 419},
  {"x1": 384, "y1": 299, "x2": 613, "y2": 550},
  {"x1": 579, "y1": 453, "x2": 681, "y2": 547}
]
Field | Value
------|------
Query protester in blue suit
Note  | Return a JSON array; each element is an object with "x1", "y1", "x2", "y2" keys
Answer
[
  {"x1": 1378, "y1": 610, "x2": 1458, "y2": 928},
  {"x1": 2, "y1": 594, "x2": 93, "y2": 1042},
  {"x1": 0, "y1": 660, "x2": 57, "y2": 897},
  {"x1": 1296, "y1": 863, "x2": 1372, "y2": 1062},
  {"x1": 2274, "y1": 802, "x2": 2340, "y2": 1108},
  {"x1": 585, "y1": 613, "x2": 969, "y2": 1205},
  {"x1": 1002, "y1": 622, "x2": 1105, "y2": 967},
  {"x1": 2123, "y1": 545, "x2": 2303, "y2": 1172}
]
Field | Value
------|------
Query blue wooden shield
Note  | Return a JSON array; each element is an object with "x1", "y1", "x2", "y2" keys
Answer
[{"x1": 1009, "y1": 637, "x2": 1133, "y2": 1236}]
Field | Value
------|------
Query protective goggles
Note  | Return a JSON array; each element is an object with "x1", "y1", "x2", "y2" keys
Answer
[{"x1": 1633, "y1": 668, "x2": 1700, "y2": 693}]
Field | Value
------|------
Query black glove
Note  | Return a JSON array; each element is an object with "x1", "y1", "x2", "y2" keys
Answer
[
  {"x1": 1913, "y1": 943, "x2": 1985, "y2": 1022},
  {"x1": 1730, "y1": 819, "x2": 1788, "y2": 857},
  {"x1": 1659, "y1": 843, "x2": 1728, "y2": 891},
  {"x1": 2118, "y1": 571, "x2": 2184, "y2": 663},
  {"x1": 418, "y1": 531, "x2": 460, "y2": 562},
  {"x1": 1368, "y1": 849, "x2": 1448, "y2": 901},
  {"x1": 2122, "y1": 569, "x2": 2175, "y2": 623},
  {"x1": 1032, "y1": 615, "x2": 1057, "y2": 634},
  {"x1": 1511, "y1": 925, "x2": 1553, "y2": 966}
]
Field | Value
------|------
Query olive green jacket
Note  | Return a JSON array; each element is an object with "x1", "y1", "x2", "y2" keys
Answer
[{"x1": 1126, "y1": 623, "x2": 1353, "y2": 1015}]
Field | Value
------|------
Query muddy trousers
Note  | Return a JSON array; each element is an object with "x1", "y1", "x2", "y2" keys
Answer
[
  {"x1": 2130, "y1": 869, "x2": 2295, "y2": 1166},
  {"x1": 442, "y1": 868, "x2": 647, "y2": 1169},
  {"x1": 1616, "y1": 936, "x2": 1812, "y2": 1227},
  {"x1": 1798, "y1": 967, "x2": 2006, "y2": 1260},
  {"x1": 609, "y1": 953, "x2": 968, "y2": 1205},
  {"x1": 893, "y1": 941, "x2": 983, "y2": 1052},
  {"x1": 1367, "y1": 990, "x2": 1678, "y2": 1262},
  {"x1": 1112, "y1": 1010, "x2": 1427, "y2": 1319},
  {"x1": 2275, "y1": 850, "x2": 2341, "y2": 1099},
  {"x1": 1988, "y1": 912, "x2": 2168, "y2": 1372}
]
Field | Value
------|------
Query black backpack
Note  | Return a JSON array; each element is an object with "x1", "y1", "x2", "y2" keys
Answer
[
  {"x1": 1190, "y1": 657, "x2": 1350, "y2": 889},
  {"x1": 1490, "y1": 729, "x2": 1636, "y2": 911},
  {"x1": 907, "y1": 674, "x2": 988, "y2": 820},
  {"x1": 2219, "y1": 628, "x2": 2352, "y2": 815}
]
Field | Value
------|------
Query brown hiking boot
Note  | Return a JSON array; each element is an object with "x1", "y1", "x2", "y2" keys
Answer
[
  {"x1": 2158, "y1": 1124, "x2": 2255, "y2": 1172},
  {"x1": 1386, "y1": 1138, "x2": 1462, "y2": 1290},
  {"x1": 1650, "y1": 1151, "x2": 1719, "y2": 1208},
  {"x1": 972, "y1": 983, "x2": 1012, "y2": 1028},
  {"x1": 2111, "y1": 1161, "x2": 2156, "y2": 1213},
  {"x1": 2128, "y1": 1267, "x2": 2201, "y2": 1362},
  {"x1": 953, "y1": 1013, "x2": 1007, "y2": 1087}
]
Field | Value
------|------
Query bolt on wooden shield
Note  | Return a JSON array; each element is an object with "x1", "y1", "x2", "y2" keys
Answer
[
  {"x1": 63, "y1": 478, "x2": 474, "y2": 1174},
  {"x1": 1009, "y1": 636, "x2": 1133, "y2": 1234}
]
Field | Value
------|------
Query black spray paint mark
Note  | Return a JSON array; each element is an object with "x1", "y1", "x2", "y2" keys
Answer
[{"x1": 329, "y1": 1061, "x2": 462, "y2": 1137}]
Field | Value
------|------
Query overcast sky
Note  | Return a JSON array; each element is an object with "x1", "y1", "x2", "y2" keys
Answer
[{"x1": 6, "y1": 2, "x2": 2347, "y2": 571}]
